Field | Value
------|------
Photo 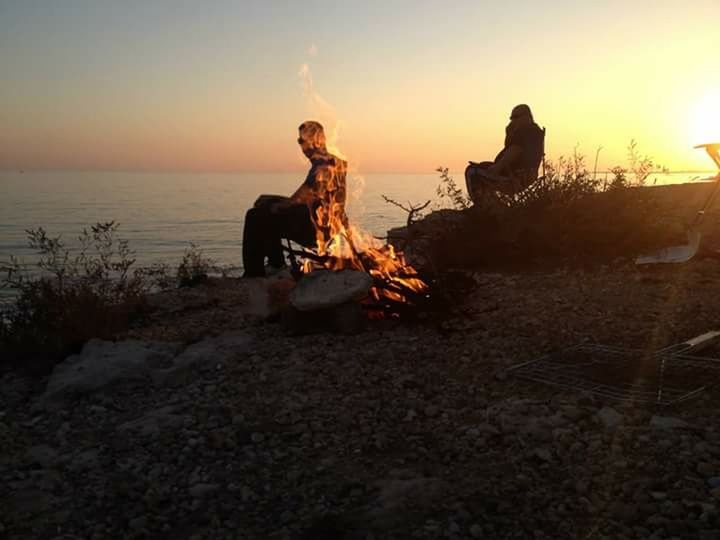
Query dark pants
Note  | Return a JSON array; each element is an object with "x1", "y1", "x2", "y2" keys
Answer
[
  {"x1": 242, "y1": 199, "x2": 316, "y2": 277},
  {"x1": 465, "y1": 162, "x2": 494, "y2": 204}
]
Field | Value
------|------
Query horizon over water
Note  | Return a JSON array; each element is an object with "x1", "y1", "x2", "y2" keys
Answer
[
  {"x1": 0, "y1": 168, "x2": 712, "y2": 304},
  {"x1": 0, "y1": 170, "x2": 443, "y2": 278}
]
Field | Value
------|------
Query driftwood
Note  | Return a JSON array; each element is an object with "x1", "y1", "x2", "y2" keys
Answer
[{"x1": 380, "y1": 196, "x2": 432, "y2": 228}]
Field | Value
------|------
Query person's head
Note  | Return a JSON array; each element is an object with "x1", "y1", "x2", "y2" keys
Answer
[
  {"x1": 509, "y1": 104, "x2": 534, "y2": 126},
  {"x1": 298, "y1": 120, "x2": 326, "y2": 158}
]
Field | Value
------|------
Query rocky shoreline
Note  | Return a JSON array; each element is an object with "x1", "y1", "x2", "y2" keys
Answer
[{"x1": 3, "y1": 257, "x2": 720, "y2": 539}]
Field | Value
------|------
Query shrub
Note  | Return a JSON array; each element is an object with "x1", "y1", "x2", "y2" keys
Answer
[
  {"x1": 435, "y1": 166, "x2": 472, "y2": 210},
  {"x1": 0, "y1": 222, "x2": 165, "y2": 373},
  {"x1": 627, "y1": 139, "x2": 668, "y2": 185},
  {"x1": 390, "y1": 147, "x2": 669, "y2": 273},
  {"x1": 607, "y1": 166, "x2": 629, "y2": 190},
  {"x1": 176, "y1": 243, "x2": 214, "y2": 287},
  {"x1": 499, "y1": 150, "x2": 601, "y2": 210}
]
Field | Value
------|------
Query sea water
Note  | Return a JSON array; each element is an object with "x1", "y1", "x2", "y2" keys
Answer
[{"x1": 0, "y1": 168, "x2": 708, "y2": 306}]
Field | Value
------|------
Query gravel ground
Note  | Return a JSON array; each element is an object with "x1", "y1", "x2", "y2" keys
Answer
[{"x1": 3, "y1": 259, "x2": 720, "y2": 539}]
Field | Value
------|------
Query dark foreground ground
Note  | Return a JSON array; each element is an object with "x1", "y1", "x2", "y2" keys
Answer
[{"x1": 4, "y1": 252, "x2": 720, "y2": 539}]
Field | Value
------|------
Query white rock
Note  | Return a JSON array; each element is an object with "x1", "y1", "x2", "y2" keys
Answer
[
  {"x1": 289, "y1": 269, "x2": 372, "y2": 311},
  {"x1": 43, "y1": 340, "x2": 181, "y2": 402},
  {"x1": 152, "y1": 333, "x2": 253, "y2": 387}
]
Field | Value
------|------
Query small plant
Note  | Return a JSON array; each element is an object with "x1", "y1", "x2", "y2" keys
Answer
[
  {"x1": 496, "y1": 150, "x2": 600, "y2": 210},
  {"x1": 607, "y1": 166, "x2": 629, "y2": 190},
  {"x1": 0, "y1": 222, "x2": 163, "y2": 373},
  {"x1": 176, "y1": 243, "x2": 214, "y2": 287},
  {"x1": 435, "y1": 167, "x2": 472, "y2": 210},
  {"x1": 627, "y1": 139, "x2": 667, "y2": 185}
]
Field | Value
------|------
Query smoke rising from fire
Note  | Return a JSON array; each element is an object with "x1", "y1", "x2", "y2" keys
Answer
[
  {"x1": 298, "y1": 62, "x2": 343, "y2": 159},
  {"x1": 298, "y1": 59, "x2": 367, "y2": 218}
]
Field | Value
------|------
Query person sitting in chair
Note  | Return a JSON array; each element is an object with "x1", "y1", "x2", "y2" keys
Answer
[
  {"x1": 242, "y1": 120, "x2": 347, "y2": 277},
  {"x1": 465, "y1": 104, "x2": 544, "y2": 205}
]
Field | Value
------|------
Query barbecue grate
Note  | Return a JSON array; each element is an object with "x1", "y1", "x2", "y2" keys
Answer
[{"x1": 508, "y1": 342, "x2": 720, "y2": 406}]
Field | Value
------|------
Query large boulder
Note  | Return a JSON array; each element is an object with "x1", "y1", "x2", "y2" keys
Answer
[
  {"x1": 43, "y1": 332, "x2": 254, "y2": 401},
  {"x1": 151, "y1": 332, "x2": 253, "y2": 387},
  {"x1": 289, "y1": 269, "x2": 372, "y2": 311},
  {"x1": 43, "y1": 339, "x2": 181, "y2": 403}
]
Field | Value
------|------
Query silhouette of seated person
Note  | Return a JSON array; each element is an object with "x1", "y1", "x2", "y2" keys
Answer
[
  {"x1": 242, "y1": 121, "x2": 347, "y2": 277},
  {"x1": 465, "y1": 104, "x2": 544, "y2": 204}
]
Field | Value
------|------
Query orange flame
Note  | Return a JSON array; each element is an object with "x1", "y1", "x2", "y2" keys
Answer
[{"x1": 302, "y1": 156, "x2": 428, "y2": 305}]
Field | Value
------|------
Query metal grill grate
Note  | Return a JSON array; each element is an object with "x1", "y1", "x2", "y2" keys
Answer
[{"x1": 508, "y1": 343, "x2": 720, "y2": 406}]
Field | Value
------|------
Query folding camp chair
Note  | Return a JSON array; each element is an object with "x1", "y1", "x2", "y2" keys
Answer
[{"x1": 491, "y1": 127, "x2": 547, "y2": 208}]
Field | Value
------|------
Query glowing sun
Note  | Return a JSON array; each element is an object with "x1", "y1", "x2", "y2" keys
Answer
[{"x1": 689, "y1": 90, "x2": 720, "y2": 145}]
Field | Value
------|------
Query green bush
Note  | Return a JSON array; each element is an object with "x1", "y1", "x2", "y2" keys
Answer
[{"x1": 0, "y1": 222, "x2": 166, "y2": 373}]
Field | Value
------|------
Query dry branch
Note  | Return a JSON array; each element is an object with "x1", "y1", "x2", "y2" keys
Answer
[{"x1": 381, "y1": 196, "x2": 431, "y2": 228}]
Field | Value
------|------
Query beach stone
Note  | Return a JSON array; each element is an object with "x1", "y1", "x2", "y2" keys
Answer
[
  {"x1": 156, "y1": 332, "x2": 253, "y2": 380},
  {"x1": 25, "y1": 444, "x2": 59, "y2": 467},
  {"x1": 366, "y1": 476, "x2": 446, "y2": 527},
  {"x1": 43, "y1": 340, "x2": 180, "y2": 402},
  {"x1": 650, "y1": 416, "x2": 690, "y2": 430},
  {"x1": 189, "y1": 483, "x2": 220, "y2": 498},
  {"x1": 697, "y1": 462, "x2": 715, "y2": 477},
  {"x1": 236, "y1": 277, "x2": 275, "y2": 317},
  {"x1": 282, "y1": 300, "x2": 366, "y2": 335},
  {"x1": 596, "y1": 407, "x2": 623, "y2": 429},
  {"x1": 117, "y1": 405, "x2": 191, "y2": 438},
  {"x1": 68, "y1": 448, "x2": 101, "y2": 472},
  {"x1": 290, "y1": 269, "x2": 372, "y2": 311},
  {"x1": 707, "y1": 477, "x2": 720, "y2": 489},
  {"x1": 129, "y1": 516, "x2": 147, "y2": 531},
  {"x1": 331, "y1": 301, "x2": 366, "y2": 334}
]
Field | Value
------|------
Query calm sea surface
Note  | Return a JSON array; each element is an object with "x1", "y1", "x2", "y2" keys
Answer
[
  {"x1": 0, "y1": 170, "x2": 442, "y2": 275},
  {"x1": 0, "y1": 168, "x2": 710, "y2": 302}
]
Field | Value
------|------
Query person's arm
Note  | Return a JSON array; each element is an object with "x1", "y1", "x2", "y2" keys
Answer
[
  {"x1": 268, "y1": 174, "x2": 317, "y2": 213},
  {"x1": 289, "y1": 182, "x2": 315, "y2": 205},
  {"x1": 491, "y1": 145, "x2": 522, "y2": 175},
  {"x1": 254, "y1": 194, "x2": 289, "y2": 208}
]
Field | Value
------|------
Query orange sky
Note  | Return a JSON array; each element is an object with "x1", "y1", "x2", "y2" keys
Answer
[{"x1": 1, "y1": 1, "x2": 719, "y2": 174}]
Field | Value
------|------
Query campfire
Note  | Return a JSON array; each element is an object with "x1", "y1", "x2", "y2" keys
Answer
[{"x1": 285, "y1": 158, "x2": 429, "y2": 317}]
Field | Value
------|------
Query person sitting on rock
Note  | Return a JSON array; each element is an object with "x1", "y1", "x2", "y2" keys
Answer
[
  {"x1": 465, "y1": 104, "x2": 544, "y2": 205},
  {"x1": 242, "y1": 120, "x2": 347, "y2": 277}
]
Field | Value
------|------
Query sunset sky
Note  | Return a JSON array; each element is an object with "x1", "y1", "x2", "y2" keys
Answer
[{"x1": 1, "y1": 0, "x2": 719, "y2": 173}]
